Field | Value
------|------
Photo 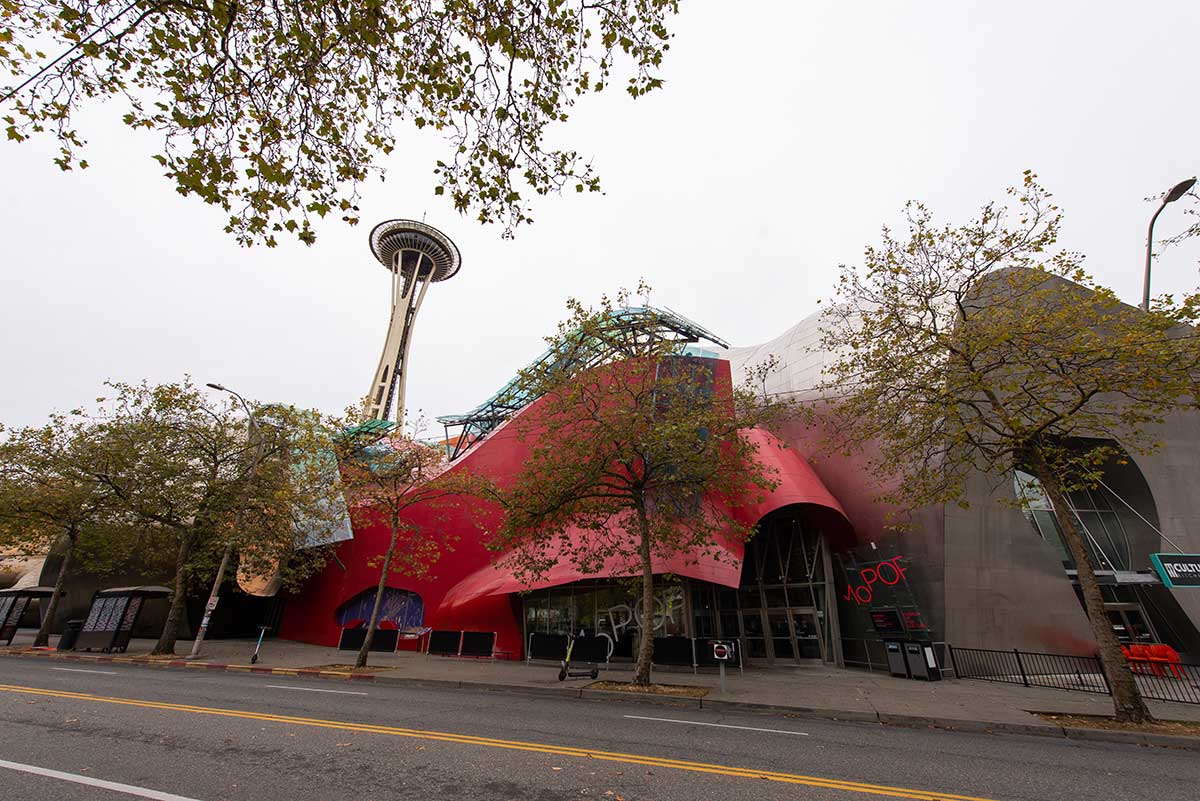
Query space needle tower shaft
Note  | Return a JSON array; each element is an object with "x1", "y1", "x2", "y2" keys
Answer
[{"x1": 362, "y1": 220, "x2": 461, "y2": 424}]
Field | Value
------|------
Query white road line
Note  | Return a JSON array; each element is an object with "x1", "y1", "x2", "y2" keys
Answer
[
  {"x1": 623, "y1": 714, "x2": 810, "y2": 736},
  {"x1": 264, "y1": 684, "x2": 368, "y2": 696},
  {"x1": 0, "y1": 758, "x2": 202, "y2": 801},
  {"x1": 51, "y1": 667, "x2": 118, "y2": 676}
]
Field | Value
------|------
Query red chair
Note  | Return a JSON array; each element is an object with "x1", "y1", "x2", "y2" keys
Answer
[
  {"x1": 1146, "y1": 644, "x2": 1184, "y2": 679},
  {"x1": 1125, "y1": 644, "x2": 1153, "y2": 675}
]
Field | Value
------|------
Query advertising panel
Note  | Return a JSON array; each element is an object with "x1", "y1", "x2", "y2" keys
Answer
[{"x1": 1150, "y1": 553, "x2": 1200, "y2": 589}]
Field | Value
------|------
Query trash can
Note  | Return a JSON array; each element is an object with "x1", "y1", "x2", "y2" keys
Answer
[
  {"x1": 904, "y1": 641, "x2": 940, "y2": 680},
  {"x1": 884, "y1": 639, "x2": 910, "y2": 678},
  {"x1": 57, "y1": 620, "x2": 84, "y2": 652}
]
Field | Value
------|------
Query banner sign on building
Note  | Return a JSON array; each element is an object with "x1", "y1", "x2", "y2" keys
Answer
[
  {"x1": 841, "y1": 549, "x2": 931, "y2": 640},
  {"x1": 1150, "y1": 553, "x2": 1200, "y2": 589}
]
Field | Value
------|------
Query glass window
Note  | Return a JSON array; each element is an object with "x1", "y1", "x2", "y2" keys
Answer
[
  {"x1": 717, "y1": 589, "x2": 738, "y2": 610},
  {"x1": 690, "y1": 586, "x2": 714, "y2": 612},
  {"x1": 1124, "y1": 610, "x2": 1154, "y2": 643},
  {"x1": 547, "y1": 589, "x2": 574, "y2": 635},
  {"x1": 524, "y1": 597, "x2": 543, "y2": 634},
  {"x1": 575, "y1": 590, "x2": 597, "y2": 636},
  {"x1": 655, "y1": 586, "x2": 686, "y2": 637},
  {"x1": 594, "y1": 586, "x2": 632, "y2": 640},
  {"x1": 1014, "y1": 470, "x2": 1132, "y2": 570},
  {"x1": 742, "y1": 540, "x2": 762, "y2": 584},
  {"x1": 762, "y1": 587, "x2": 788, "y2": 608},
  {"x1": 738, "y1": 587, "x2": 762, "y2": 610},
  {"x1": 789, "y1": 586, "x2": 815, "y2": 608}
]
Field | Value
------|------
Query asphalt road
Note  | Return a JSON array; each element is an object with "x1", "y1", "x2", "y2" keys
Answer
[{"x1": 0, "y1": 658, "x2": 1196, "y2": 801}]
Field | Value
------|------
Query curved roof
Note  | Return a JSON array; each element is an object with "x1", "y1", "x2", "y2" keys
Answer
[
  {"x1": 725, "y1": 307, "x2": 838, "y2": 401},
  {"x1": 436, "y1": 426, "x2": 853, "y2": 610},
  {"x1": 368, "y1": 219, "x2": 462, "y2": 281}
]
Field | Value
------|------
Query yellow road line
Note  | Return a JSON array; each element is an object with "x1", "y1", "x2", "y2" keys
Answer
[{"x1": 0, "y1": 683, "x2": 997, "y2": 801}]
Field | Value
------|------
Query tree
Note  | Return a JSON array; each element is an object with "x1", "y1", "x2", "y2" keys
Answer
[
  {"x1": 816, "y1": 172, "x2": 1200, "y2": 723},
  {"x1": 332, "y1": 421, "x2": 467, "y2": 669},
  {"x1": 85, "y1": 380, "x2": 344, "y2": 654},
  {"x1": 0, "y1": 418, "x2": 110, "y2": 646},
  {"x1": 488, "y1": 288, "x2": 782, "y2": 686},
  {"x1": 1, "y1": 1, "x2": 679, "y2": 246}
]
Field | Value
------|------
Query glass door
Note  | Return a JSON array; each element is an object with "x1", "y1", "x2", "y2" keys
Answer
[
  {"x1": 743, "y1": 608, "x2": 824, "y2": 664},
  {"x1": 792, "y1": 610, "x2": 824, "y2": 661},
  {"x1": 766, "y1": 611, "x2": 795, "y2": 662},
  {"x1": 741, "y1": 610, "x2": 768, "y2": 660}
]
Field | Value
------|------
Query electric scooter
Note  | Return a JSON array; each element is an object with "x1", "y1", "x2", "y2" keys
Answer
[
  {"x1": 557, "y1": 630, "x2": 600, "y2": 681},
  {"x1": 249, "y1": 625, "x2": 270, "y2": 664}
]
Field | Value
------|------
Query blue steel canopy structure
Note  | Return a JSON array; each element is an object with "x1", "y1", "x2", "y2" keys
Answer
[{"x1": 438, "y1": 306, "x2": 728, "y2": 461}]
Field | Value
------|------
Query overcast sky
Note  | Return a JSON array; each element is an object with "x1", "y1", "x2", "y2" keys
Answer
[{"x1": 2, "y1": 2, "x2": 1199, "y2": 432}]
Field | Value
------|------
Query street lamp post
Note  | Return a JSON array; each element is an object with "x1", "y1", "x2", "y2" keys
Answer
[
  {"x1": 187, "y1": 382, "x2": 263, "y2": 660},
  {"x1": 1142, "y1": 176, "x2": 1196, "y2": 312}
]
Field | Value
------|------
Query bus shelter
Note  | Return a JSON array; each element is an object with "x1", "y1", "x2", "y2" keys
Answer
[
  {"x1": 75, "y1": 586, "x2": 170, "y2": 653},
  {"x1": 0, "y1": 586, "x2": 54, "y2": 645}
]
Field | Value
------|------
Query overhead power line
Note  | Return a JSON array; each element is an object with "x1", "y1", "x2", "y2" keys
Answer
[{"x1": 1, "y1": 1, "x2": 142, "y2": 106}]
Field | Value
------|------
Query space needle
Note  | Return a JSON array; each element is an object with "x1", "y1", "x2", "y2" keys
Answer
[{"x1": 361, "y1": 219, "x2": 461, "y2": 424}]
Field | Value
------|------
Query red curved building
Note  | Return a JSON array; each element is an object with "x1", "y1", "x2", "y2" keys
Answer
[{"x1": 280, "y1": 357, "x2": 859, "y2": 665}]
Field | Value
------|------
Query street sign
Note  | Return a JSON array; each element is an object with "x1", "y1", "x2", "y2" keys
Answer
[
  {"x1": 711, "y1": 640, "x2": 735, "y2": 694},
  {"x1": 1151, "y1": 553, "x2": 1200, "y2": 588}
]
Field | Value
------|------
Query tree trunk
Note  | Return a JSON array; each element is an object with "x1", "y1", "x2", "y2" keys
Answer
[
  {"x1": 632, "y1": 500, "x2": 655, "y2": 686},
  {"x1": 357, "y1": 514, "x2": 401, "y2": 669},
  {"x1": 33, "y1": 528, "x2": 75, "y2": 648},
  {"x1": 153, "y1": 533, "x2": 196, "y2": 656},
  {"x1": 1030, "y1": 460, "x2": 1153, "y2": 723}
]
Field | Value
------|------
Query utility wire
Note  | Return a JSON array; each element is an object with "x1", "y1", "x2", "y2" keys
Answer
[{"x1": 1, "y1": 1, "x2": 142, "y2": 105}]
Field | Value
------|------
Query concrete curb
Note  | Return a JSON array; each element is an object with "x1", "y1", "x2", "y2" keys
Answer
[
  {"x1": 1059, "y1": 725, "x2": 1200, "y2": 750},
  {"x1": 4, "y1": 647, "x2": 1198, "y2": 751}
]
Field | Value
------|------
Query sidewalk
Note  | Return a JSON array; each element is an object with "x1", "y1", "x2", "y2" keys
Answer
[{"x1": 5, "y1": 631, "x2": 1200, "y2": 748}]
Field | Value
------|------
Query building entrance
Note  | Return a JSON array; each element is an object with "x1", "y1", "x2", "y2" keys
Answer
[
  {"x1": 740, "y1": 607, "x2": 824, "y2": 664},
  {"x1": 728, "y1": 508, "x2": 841, "y2": 667}
]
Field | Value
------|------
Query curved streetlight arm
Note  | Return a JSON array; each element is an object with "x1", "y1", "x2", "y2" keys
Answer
[
  {"x1": 1142, "y1": 199, "x2": 1169, "y2": 313},
  {"x1": 1141, "y1": 176, "x2": 1197, "y2": 313},
  {"x1": 207, "y1": 382, "x2": 262, "y2": 453}
]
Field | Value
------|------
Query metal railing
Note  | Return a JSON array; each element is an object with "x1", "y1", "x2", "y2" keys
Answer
[
  {"x1": 1129, "y1": 660, "x2": 1200, "y2": 705},
  {"x1": 949, "y1": 646, "x2": 1200, "y2": 705}
]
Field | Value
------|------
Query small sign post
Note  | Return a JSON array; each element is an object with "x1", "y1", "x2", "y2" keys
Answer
[
  {"x1": 712, "y1": 640, "x2": 735, "y2": 694},
  {"x1": 198, "y1": 596, "x2": 220, "y2": 635}
]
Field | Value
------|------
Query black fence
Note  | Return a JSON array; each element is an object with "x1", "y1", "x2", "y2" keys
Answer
[
  {"x1": 337, "y1": 628, "x2": 399, "y2": 653},
  {"x1": 950, "y1": 646, "x2": 1200, "y2": 705},
  {"x1": 426, "y1": 630, "x2": 497, "y2": 658},
  {"x1": 525, "y1": 634, "x2": 742, "y2": 670}
]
